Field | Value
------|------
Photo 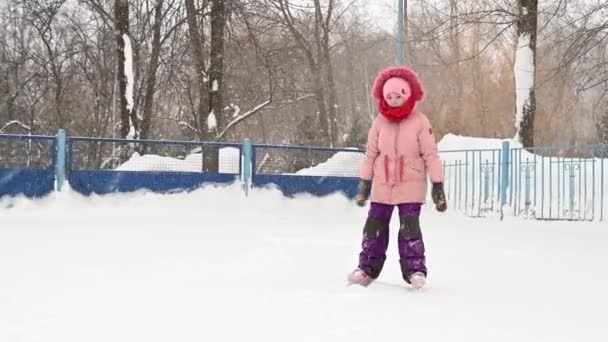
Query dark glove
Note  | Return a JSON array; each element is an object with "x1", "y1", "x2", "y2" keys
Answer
[
  {"x1": 432, "y1": 182, "x2": 447, "y2": 212},
  {"x1": 355, "y1": 179, "x2": 371, "y2": 207}
]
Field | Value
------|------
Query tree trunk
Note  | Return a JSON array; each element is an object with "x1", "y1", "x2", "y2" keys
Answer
[
  {"x1": 0, "y1": 45, "x2": 11, "y2": 122},
  {"x1": 472, "y1": 21, "x2": 488, "y2": 136},
  {"x1": 275, "y1": 0, "x2": 329, "y2": 146},
  {"x1": 599, "y1": 85, "x2": 608, "y2": 144},
  {"x1": 344, "y1": 38, "x2": 358, "y2": 135},
  {"x1": 515, "y1": 0, "x2": 538, "y2": 147},
  {"x1": 115, "y1": 0, "x2": 137, "y2": 139},
  {"x1": 40, "y1": 36, "x2": 64, "y2": 130},
  {"x1": 140, "y1": 0, "x2": 164, "y2": 141},
  {"x1": 208, "y1": 0, "x2": 225, "y2": 134},
  {"x1": 311, "y1": 62, "x2": 330, "y2": 146},
  {"x1": 449, "y1": 0, "x2": 463, "y2": 134},
  {"x1": 185, "y1": 0, "x2": 208, "y2": 141},
  {"x1": 314, "y1": 0, "x2": 337, "y2": 147},
  {"x1": 28, "y1": 1, "x2": 66, "y2": 131},
  {"x1": 324, "y1": 53, "x2": 338, "y2": 146},
  {"x1": 311, "y1": 4, "x2": 328, "y2": 146},
  {"x1": 201, "y1": 0, "x2": 226, "y2": 172},
  {"x1": 53, "y1": 64, "x2": 64, "y2": 130}
]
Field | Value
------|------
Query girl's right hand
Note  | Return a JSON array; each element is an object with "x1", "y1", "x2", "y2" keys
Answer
[
  {"x1": 356, "y1": 180, "x2": 371, "y2": 207},
  {"x1": 355, "y1": 194, "x2": 368, "y2": 207}
]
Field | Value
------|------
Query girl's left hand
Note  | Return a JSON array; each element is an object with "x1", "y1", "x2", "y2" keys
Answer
[{"x1": 432, "y1": 183, "x2": 447, "y2": 212}]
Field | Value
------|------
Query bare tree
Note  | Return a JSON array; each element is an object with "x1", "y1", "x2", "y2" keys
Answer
[
  {"x1": 0, "y1": 7, "x2": 11, "y2": 125},
  {"x1": 3, "y1": 0, "x2": 607, "y2": 155},
  {"x1": 1, "y1": 0, "x2": 46, "y2": 134},
  {"x1": 197, "y1": 0, "x2": 226, "y2": 171},
  {"x1": 184, "y1": 0, "x2": 208, "y2": 141},
  {"x1": 448, "y1": 0, "x2": 464, "y2": 133},
  {"x1": 267, "y1": 0, "x2": 332, "y2": 146},
  {"x1": 140, "y1": 0, "x2": 165, "y2": 140},
  {"x1": 514, "y1": 0, "x2": 538, "y2": 147},
  {"x1": 29, "y1": 0, "x2": 68, "y2": 130},
  {"x1": 215, "y1": 0, "x2": 274, "y2": 141},
  {"x1": 115, "y1": 0, "x2": 137, "y2": 139},
  {"x1": 556, "y1": 2, "x2": 608, "y2": 143},
  {"x1": 600, "y1": 81, "x2": 608, "y2": 144},
  {"x1": 314, "y1": 0, "x2": 339, "y2": 146},
  {"x1": 208, "y1": 0, "x2": 225, "y2": 134}
]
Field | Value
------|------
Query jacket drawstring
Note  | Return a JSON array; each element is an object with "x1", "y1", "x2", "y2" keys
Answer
[
  {"x1": 384, "y1": 155, "x2": 406, "y2": 183},
  {"x1": 384, "y1": 155, "x2": 389, "y2": 183},
  {"x1": 399, "y1": 155, "x2": 404, "y2": 182}
]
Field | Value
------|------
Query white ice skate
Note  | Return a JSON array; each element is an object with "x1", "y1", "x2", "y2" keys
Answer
[
  {"x1": 409, "y1": 272, "x2": 426, "y2": 289},
  {"x1": 347, "y1": 269, "x2": 373, "y2": 287}
]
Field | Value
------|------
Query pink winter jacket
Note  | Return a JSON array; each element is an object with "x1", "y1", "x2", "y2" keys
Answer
[{"x1": 360, "y1": 111, "x2": 443, "y2": 205}]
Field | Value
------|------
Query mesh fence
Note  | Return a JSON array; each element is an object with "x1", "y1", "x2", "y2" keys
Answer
[
  {"x1": 0, "y1": 135, "x2": 55, "y2": 169},
  {"x1": 69, "y1": 138, "x2": 240, "y2": 174},
  {"x1": 253, "y1": 145, "x2": 364, "y2": 177}
]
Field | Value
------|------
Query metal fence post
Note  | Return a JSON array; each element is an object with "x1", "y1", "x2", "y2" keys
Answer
[
  {"x1": 483, "y1": 161, "x2": 490, "y2": 204},
  {"x1": 524, "y1": 161, "x2": 532, "y2": 216},
  {"x1": 56, "y1": 129, "x2": 67, "y2": 192},
  {"x1": 500, "y1": 141, "x2": 510, "y2": 220},
  {"x1": 242, "y1": 138, "x2": 253, "y2": 196}
]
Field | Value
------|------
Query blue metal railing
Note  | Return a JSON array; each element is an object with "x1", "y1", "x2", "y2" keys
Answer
[
  {"x1": 438, "y1": 143, "x2": 607, "y2": 221},
  {"x1": 250, "y1": 143, "x2": 363, "y2": 198},
  {"x1": 438, "y1": 148, "x2": 503, "y2": 218},
  {"x1": 0, "y1": 133, "x2": 56, "y2": 197},
  {"x1": 510, "y1": 144, "x2": 607, "y2": 221},
  {"x1": 66, "y1": 136, "x2": 242, "y2": 195},
  {"x1": 1, "y1": 132, "x2": 606, "y2": 221}
]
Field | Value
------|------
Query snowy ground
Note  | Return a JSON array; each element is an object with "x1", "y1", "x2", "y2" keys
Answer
[{"x1": 1, "y1": 184, "x2": 607, "y2": 342}]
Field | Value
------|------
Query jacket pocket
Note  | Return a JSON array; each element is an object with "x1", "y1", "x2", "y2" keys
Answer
[{"x1": 404, "y1": 158, "x2": 425, "y2": 182}]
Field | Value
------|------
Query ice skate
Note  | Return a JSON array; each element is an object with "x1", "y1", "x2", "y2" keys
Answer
[
  {"x1": 409, "y1": 272, "x2": 426, "y2": 289},
  {"x1": 347, "y1": 269, "x2": 373, "y2": 287}
]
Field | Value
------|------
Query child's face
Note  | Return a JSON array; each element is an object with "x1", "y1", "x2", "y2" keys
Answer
[{"x1": 385, "y1": 93, "x2": 406, "y2": 107}]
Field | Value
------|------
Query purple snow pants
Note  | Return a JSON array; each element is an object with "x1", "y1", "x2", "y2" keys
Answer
[{"x1": 358, "y1": 202, "x2": 427, "y2": 283}]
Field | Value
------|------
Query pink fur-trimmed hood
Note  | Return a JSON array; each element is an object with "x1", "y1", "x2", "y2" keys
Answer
[{"x1": 371, "y1": 66, "x2": 425, "y2": 103}]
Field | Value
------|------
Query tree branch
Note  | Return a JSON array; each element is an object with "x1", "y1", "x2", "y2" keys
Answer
[
  {"x1": 0, "y1": 120, "x2": 32, "y2": 133},
  {"x1": 265, "y1": 93, "x2": 315, "y2": 109},
  {"x1": 216, "y1": 99, "x2": 271, "y2": 141}
]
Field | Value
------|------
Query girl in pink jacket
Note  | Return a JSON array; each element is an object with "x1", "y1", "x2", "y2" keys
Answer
[{"x1": 347, "y1": 66, "x2": 447, "y2": 289}]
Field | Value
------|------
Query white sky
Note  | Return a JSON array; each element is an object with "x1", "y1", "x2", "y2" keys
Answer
[{"x1": 363, "y1": 0, "x2": 398, "y2": 33}]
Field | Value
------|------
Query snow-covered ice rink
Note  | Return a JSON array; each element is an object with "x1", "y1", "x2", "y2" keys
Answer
[{"x1": 2, "y1": 184, "x2": 607, "y2": 342}]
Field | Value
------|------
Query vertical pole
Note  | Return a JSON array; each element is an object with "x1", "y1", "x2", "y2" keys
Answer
[
  {"x1": 500, "y1": 141, "x2": 510, "y2": 220},
  {"x1": 397, "y1": 0, "x2": 404, "y2": 65},
  {"x1": 541, "y1": 155, "x2": 545, "y2": 219},
  {"x1": 524, "y1": 162, "x2": 531, "y2": 216},
  {"x1": 56, "y1": 129, "x2": 67, "y2": 192},
  {"x1": 465, "y1": 151, "x2": 470, "y2": 214},
  {"x1": 242, "y1": 138, "x2": 253, "y2": 196},
  {"x1": 569, "y1": 164, "x2": 575, "y2": 220},
  {"x1": 404, "y1": 0, "x2": 408, "y2": 64},
  {"x1": 600, "y1": 146, "x2": 605, "y2": 221},
  {"x1": 484, "y1": 165, "x2": 490, "y2": 203}
]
